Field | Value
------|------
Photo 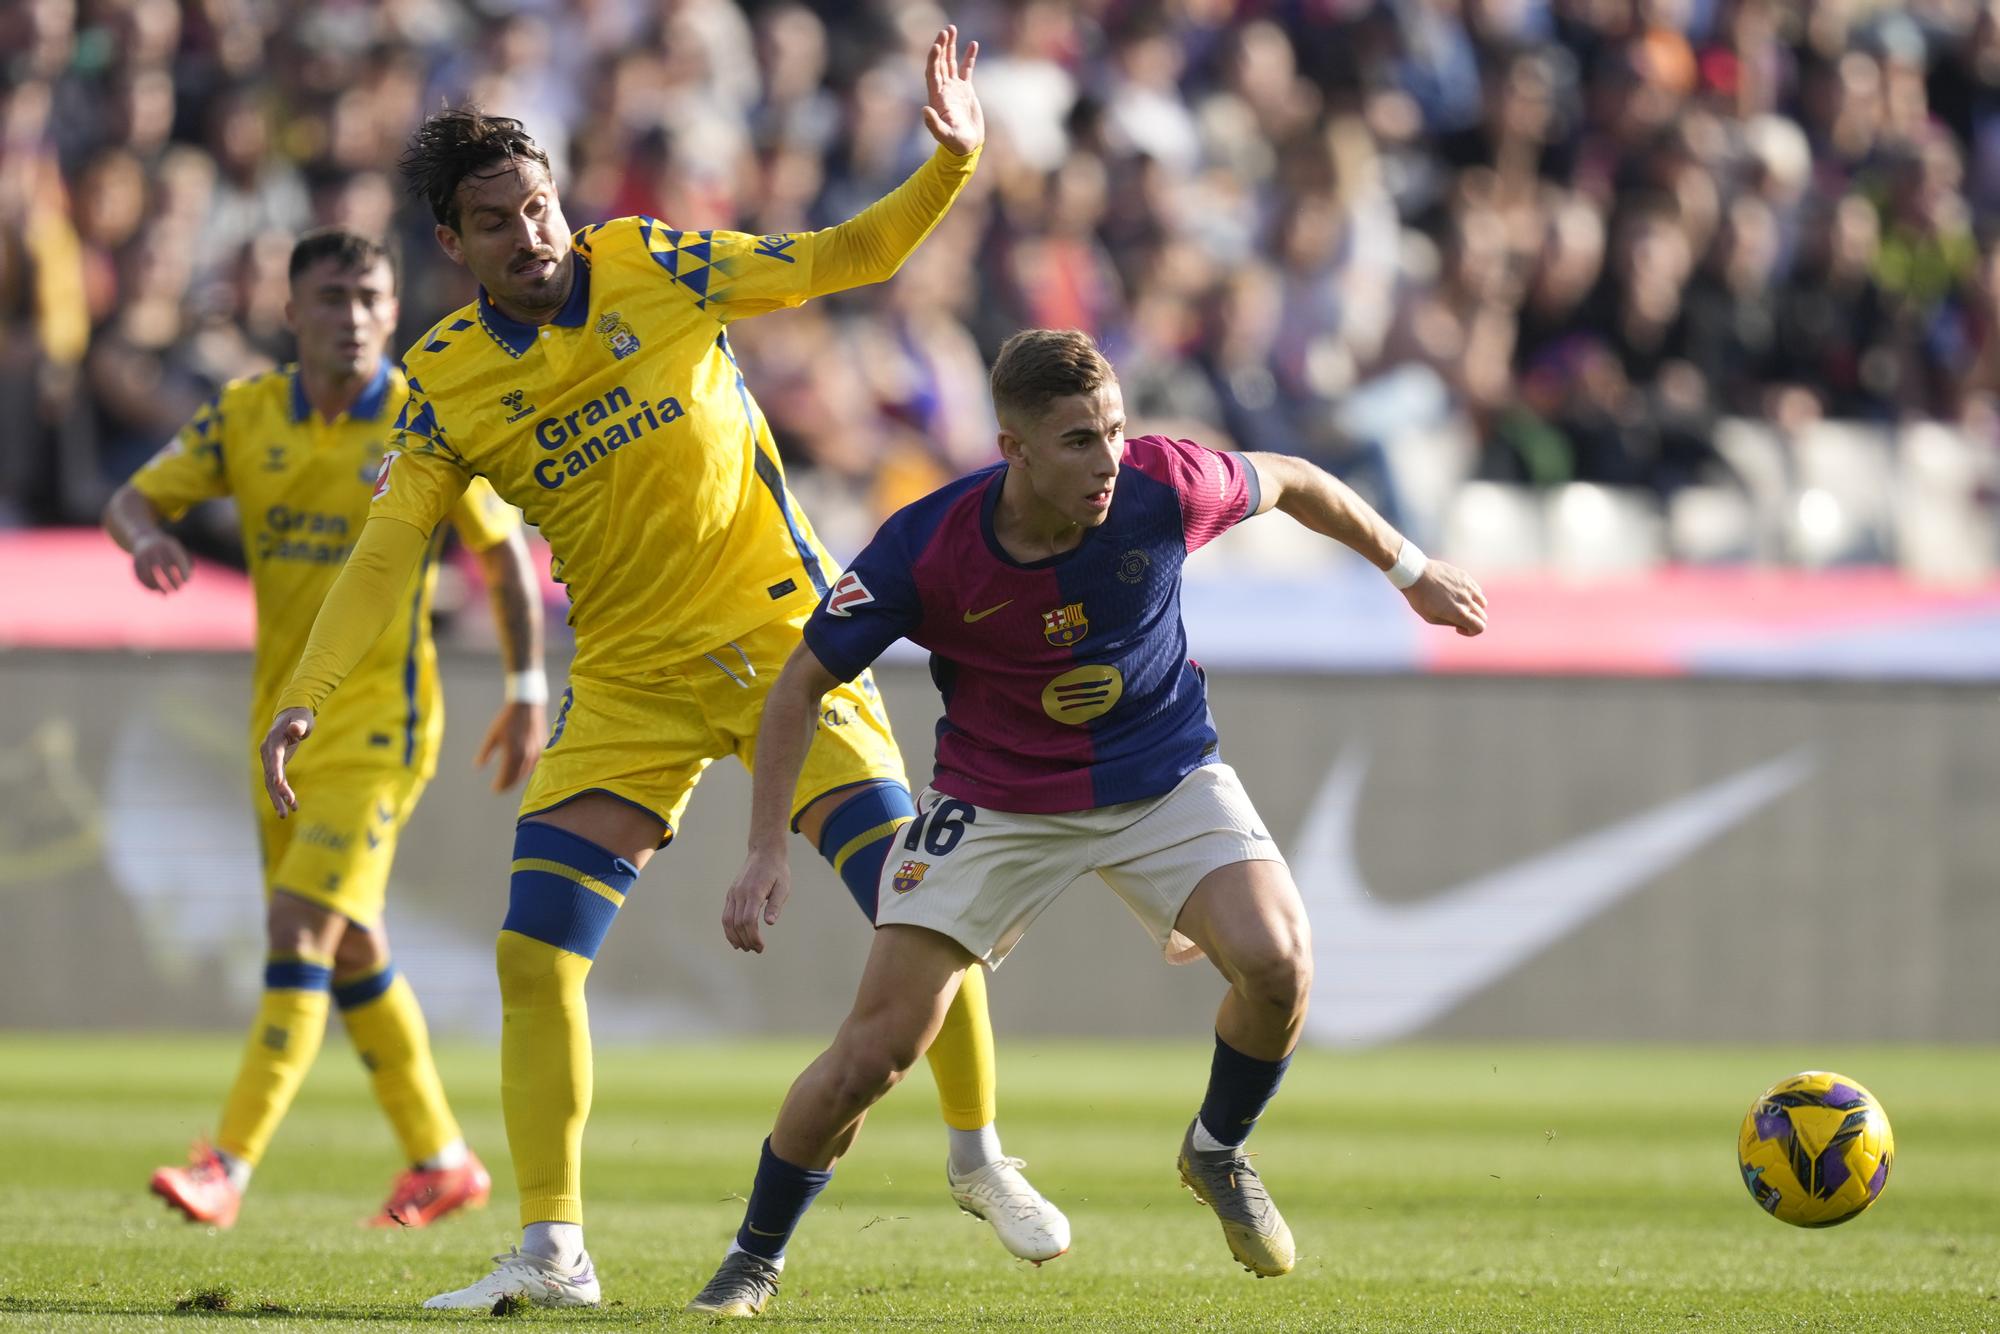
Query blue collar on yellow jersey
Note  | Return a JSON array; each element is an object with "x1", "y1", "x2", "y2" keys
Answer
[
  {"x1": 287, "y1": 358, "x2": 396, "y2": 425},
  {"x1": 475, "y1": 254, "x2": 593, "y2": 359}
]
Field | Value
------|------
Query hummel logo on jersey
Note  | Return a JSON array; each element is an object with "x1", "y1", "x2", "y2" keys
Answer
[
  {"x1": 501, "y1": 389, "x2": 536, "y2": 423},
  {"x1": 826, "y1": 570, "x2": 874, "y2": 617},
  {"x1": 963, "y1": 600, "x2": 1012, "y2": 623},
  {"x1": 261, "y1": 444, "x2": 287, "y2": 473}
]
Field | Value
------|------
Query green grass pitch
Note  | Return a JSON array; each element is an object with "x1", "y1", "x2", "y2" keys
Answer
[{"x1": 1, "y1": 1036, "x2": 1996, "y2": 1330}]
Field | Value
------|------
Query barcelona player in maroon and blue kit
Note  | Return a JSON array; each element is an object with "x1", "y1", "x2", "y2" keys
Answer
[
  {"x1": 684, "y1": 330, "x2": 1487, "y2": 1316},
  {"x1": 811, "y1": 408, "x2": 1255, "y2": 819}
]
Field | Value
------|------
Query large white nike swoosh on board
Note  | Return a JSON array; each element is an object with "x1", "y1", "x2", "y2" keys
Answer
[{"x1": 1293, "y1": 746, "x2": 1817, "y2": 1046}]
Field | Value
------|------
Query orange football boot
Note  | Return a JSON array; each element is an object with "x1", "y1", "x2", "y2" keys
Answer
[
  {"x1": 364, "y1": 1150, "x2": 492, "y2": 1228},
  {"x1": 150, "y1": 1140, "x2": 242, "y2": 1229}
]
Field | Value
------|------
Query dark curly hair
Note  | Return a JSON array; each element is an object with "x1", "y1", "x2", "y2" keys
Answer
[{"x1": 400, "y1": 107, "x2": 551, "y2": 230}]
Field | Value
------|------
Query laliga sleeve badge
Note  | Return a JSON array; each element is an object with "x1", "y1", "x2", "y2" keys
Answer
[{"x1": 826, "y1": 570, "x2": 874, "y2": 617}]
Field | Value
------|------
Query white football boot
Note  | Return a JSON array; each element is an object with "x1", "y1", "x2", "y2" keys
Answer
[
  {"x1": 947, "y1": 1157, "x2": 1071, "y2": 1263},
  {"x1": 421, "y1": 1248, "x2": 601, "y2": 1309}
]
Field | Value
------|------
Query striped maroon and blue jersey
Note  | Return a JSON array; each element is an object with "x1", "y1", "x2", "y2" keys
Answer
[{"x1": 803, "y1": 435, "x2": 1260, "y2": 813}]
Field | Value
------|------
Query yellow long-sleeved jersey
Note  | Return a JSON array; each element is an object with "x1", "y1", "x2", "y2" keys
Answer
[
  {"x1": 131, "y1": 361, "x2": 518, "y2": 774},
  {"x1": 277, "y1": 145, "x2": 979, "y2": 716}
]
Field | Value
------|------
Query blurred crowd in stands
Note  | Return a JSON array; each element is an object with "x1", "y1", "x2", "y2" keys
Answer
[{"x1": 4, "y1": 0, "x2": 1999, "y2": 561}]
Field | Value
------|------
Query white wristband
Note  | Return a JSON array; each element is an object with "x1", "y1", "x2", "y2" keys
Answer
[
  {"x1": 1385, "y1": 539, "x2": 1428, "y2": 590},
  {"x1": 505, "y1": 668, "x2": 549, "y2": 705}
]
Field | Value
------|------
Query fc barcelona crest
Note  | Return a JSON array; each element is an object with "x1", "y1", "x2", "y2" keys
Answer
[
  {"x1": 892, "y1": 860, "x2": 930, "y2": 894},
  {"x1": 1042, "y1": 602, "x2": 1089, "y2": 647},
  {"x1": 596, "y1": 311, "x2": 642, "y2": 360}
]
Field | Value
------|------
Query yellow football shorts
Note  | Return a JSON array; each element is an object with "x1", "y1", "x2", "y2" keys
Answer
[
  {"x1": 255, "y1": 763, "x2": 426, "y2": 927},
  {"x1": 521, "y1": 611, "x2": 907, "y2": 843}
]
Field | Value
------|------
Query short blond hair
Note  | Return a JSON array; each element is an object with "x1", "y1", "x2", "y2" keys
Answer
[{"x1": 990, "y1": 329, "x2": 1116, "y2": 426}]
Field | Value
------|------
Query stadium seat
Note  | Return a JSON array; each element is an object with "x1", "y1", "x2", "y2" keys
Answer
[
  {"x1": 1544, "y1": 483, "x2": 1664, "y2": 576},
  {"x1": 1789, "y1": 420, "x2": 1895, "y2": 565},
  {"x1": 1895, "y1": 422, "x2": 1997, "y2": 584},
  {"x1": 1383, "y1": 415, "x2": 1476, "y2": 552},
  {"x1": 1667, "y1": 484, "x2": 1759, "y2": 565},
  {"x1": 1440, "y1": 481, "x2": 1544, "y2": 572},
  {"x1": 1713, "y1": 417, "x2": 1792, "y2": 555}
]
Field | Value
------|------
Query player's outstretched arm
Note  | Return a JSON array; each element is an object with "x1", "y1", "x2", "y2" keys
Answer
[
  {"x1": 802, "y1": 25, "x2": 982, "y2": 298},
  {"x1": 260, "y1": 514, "x2": 432, "y2": 815},
  {"x1": 102, "y1": 484, "x2": 193, "y2": 594},
  {"x1": 470, "y1": 529, "x2": 548, "y2": 792},
  {"x1": 1246, "y1": 451, "x2": 1489, "y2": 637},
  {"x1": 723, "y1": 643, "x2": 844, "y2": 954}
]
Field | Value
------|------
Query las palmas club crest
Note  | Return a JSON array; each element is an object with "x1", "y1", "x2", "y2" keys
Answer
[
  {"x1": 596, "y1": 311, "x2": 641, "y2": 360},
  {"x1": 1043, "y1": 602, "x2": 1089, "y2": 647},
  {"x1": 892, "y1": 860, "x2": 929, "y2": 894}
]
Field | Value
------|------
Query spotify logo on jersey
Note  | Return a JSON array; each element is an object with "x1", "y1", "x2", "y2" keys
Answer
[{"x1": 1041, "y1": 665, "x2": 1124, "y2": 724}]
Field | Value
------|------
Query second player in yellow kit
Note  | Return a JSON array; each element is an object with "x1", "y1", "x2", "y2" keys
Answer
[
  {"x1": 261, "y1": 29, "x2": 1068, "y2": 1310},
  {"x1": 106, "y1": 230, "x2": 548, "y2": 1233},
  {"x1": 133, "y1": 363, "x2": 517, "y2": 922}
]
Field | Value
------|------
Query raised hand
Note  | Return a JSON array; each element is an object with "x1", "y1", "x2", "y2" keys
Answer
[
  {"x1": 260, "y1": 707, "x2": 315, "y2": 816},
  {"x1": 1404, "y1": 560, "x2": 1489, "y2": 637},
  {"x1": 921, "y1": 24, "x2": 983, "y2": 156}
]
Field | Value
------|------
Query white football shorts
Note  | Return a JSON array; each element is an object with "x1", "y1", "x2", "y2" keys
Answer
[{"x1": 873, "y1": 762, "x2": 1287, "y2": 967}]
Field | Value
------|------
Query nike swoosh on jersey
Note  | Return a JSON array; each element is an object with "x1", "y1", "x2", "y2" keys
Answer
[
  {"x1": 963, "y1": 600, "x2": 1013, "y2": 623},
  {"x1": 1292, "y1": 745, "x2": 1816, "y2": 1046}
]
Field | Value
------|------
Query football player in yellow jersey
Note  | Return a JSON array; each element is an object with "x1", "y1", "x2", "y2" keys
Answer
[
  {"x1": 103, "y1": 229, "x2": 548, "y2": 1232},
  {"x1": 258, "y1": 29, "x2": 1066, "y2": 1310}
]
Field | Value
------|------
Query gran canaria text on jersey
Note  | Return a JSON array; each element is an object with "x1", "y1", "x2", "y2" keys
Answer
[{"x1": 530, "y1": 384, "x2": 687, "y2": 490}]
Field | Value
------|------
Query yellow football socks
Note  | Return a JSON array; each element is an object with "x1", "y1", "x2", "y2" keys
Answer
[
  {"x1": 497, "y1": 822, "x2": 638, "y2": 1227},
  {"x1": 216, "y1": 954, "x2": 333, "y2": 1165},
  {"x1": 335, "y1": 963, "x2": 461, "y2": 1164},
  {"x1": 927, "y1": 962, "x2": 998, "y2": 1131},
  {"x1": 497, "y1": 930, "x2": 593, "y2": 1225}
]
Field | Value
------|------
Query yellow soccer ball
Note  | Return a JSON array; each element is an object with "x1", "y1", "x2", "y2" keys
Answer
[{"x1": 1737, "y1": 1070, "x2": 1894, "y2": 1227}]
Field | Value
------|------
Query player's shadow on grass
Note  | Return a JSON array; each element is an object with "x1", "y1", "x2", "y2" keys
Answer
[
  {"x1": 0, "y1": 1295, "x2": 624, "y2": 1322},
  {"x1": 4, "y1": 1294, "x2": 1103, "y2": 1325},
  {"x1": 7, "y1": 1296, "x2": 1112, "y2": 1328}
]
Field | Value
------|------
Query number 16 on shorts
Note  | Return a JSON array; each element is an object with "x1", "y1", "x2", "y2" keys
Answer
[{"x1": 903, "y1": 798, "x2": 976, "y2": 858}]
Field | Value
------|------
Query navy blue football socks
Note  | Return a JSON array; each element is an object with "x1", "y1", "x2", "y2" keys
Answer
[
  {"x1": 734, "y1": 1138, "x2": 834, "y2": 1262},
  {"x1": 1196, "y1": 1032, "x2": 1292, "y2": 1149}
]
